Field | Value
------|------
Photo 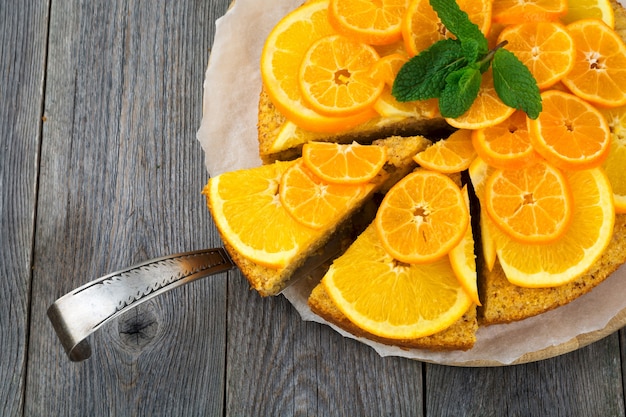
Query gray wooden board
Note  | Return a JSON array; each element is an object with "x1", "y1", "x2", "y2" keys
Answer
[
  {"x1": 24, "y1": 0, "x2": 229, "y2": 415},
  {"x1": 0, "y1": 1, "x2": 49, "y2": 416}
]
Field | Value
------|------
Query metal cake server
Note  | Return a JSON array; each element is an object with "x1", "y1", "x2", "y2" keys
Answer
[
  {"x1": 47, "y1": 237, "x2": 344, "y2": 362},
  {"x1": 47, "y1": 248, "x2": 235, "y2": 362}
]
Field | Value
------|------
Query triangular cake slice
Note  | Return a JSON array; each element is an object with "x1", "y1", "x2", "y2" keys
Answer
[
  {"x1": 204, "y1": 135, "x2": 432, "y2": 296},
  {"x1": 309, "y1": 283, "x2": 478, "y2": 351}
]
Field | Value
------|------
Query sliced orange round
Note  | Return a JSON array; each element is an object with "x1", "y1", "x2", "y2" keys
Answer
[
  {"x1": 323, "y1": 223, "x2": 473, "y2": 339},
  {"x1": 490, "y1": 167, "x2": 615, "y2": 287},
  {"x1": 302, "y1": 141, "x2": 387, "y2": 184},
  {"x1": 468, "y1": 157, "x2": 497, "y2": 271},
  {"x1": 373, "y1": 88, "x2": 440, "y2": 119},
  {"x1": 375, "y1": 169, "x2": 469, "y2": 264},
  {"x1": 279, "y1": 160, "x2": 374, "y2": 229},
  {"x1": 412, "y1": 129, "x2": 477, "y2": 174},
  {"x1": 371, "y1": 53, "x2": 408, "y2": 87},
  {"x1": 449, "y1": 186, "x2": 481, "y2": 306},
  {"x1": 562, "y1": 19, "x2": 626, "y2": 107},
  {"x1": 299, "y1": 35, "x2": 384, "y2": 117},
  {"x1": 260, "y1": 0, "x2": 377, "y2": 132},
  {"x1": 491, "y1": 0, "x2": 567, "y2": 25},
  {"x1": 598, "y1": 105, "x2": 626, "y2": 213},
  {"x1": 561, "y1": 0, "x2": 615, "y2": 28},
  {"x1": 471, "y1": 110, "x2": 539, "y2": 170},
  {"x1": 484, "y1": 159, "x2": 574, "y2": 243},
  {"x1": 528, "y1": 90, "x2": 611, "y2": 170},
  {"x1": 402, "y1": 0, "x2": 492, "y2": 56},
  {"x1": 497, "y1": 21, "x2": 575, "y2": 90},
  {"x1": 445, "y1": 70, "x2": 516, "y2": 130},
  {"x1": 328, "y1": 0, "x2": 409, "y2": 45},
  {"x1": 206, "y1": 160, "x2": 317, "y2": 268}
]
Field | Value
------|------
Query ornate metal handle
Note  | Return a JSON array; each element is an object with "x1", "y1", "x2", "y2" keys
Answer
[{"x1": 47, "y1": 248, "x2": 235, "y2": 362}]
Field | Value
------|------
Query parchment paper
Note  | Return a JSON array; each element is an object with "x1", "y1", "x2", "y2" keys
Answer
[{"x1": 197, "y1": 0, "x2": 626, "y2": 365}]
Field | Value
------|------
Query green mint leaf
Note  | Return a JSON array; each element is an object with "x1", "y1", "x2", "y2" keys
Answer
[
  {"x1": 429, "y1": 0, "x2": 488, "y2": 55},
  {"x1": 392, "y1": 39, "x2": 466, "y2": 102},
  {"x1": 492, "y1": 48, "x2": 542, "y2": 119},
  {"x1": 461, "y1": 38, "x2": 481, "y2": 63},
  {"x1": 439, "y1": 67, "x2": 482, "y2": 118}
]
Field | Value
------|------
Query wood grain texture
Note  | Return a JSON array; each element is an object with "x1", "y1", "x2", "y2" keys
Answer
[
  {"x1": 225, "y1": 273, "x2": 425, "y2": 417},
  {"x1": 0, "y1": 1, "x2": 49, "y2": 416},
  {"x1": 24, "y1": 0, "x2": 230, "y2": 415},
  {"x1": 425, "y1": 335, "x2": 625, "y2": 417}
]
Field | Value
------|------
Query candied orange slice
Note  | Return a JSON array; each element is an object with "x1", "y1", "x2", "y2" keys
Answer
[
  {"x1": 412, "y1": 129, "x2": 477, "y2": 174},
  {"x1": 322, "y1": 223, "x2": 473, "y2": 339},
  {"x1": 528, "y1": 90, "x2": 611, "y2": 170},
  {"x1": 562, "y1": 19, "x2": 626, "y2": 107},
  {"x1": 484, "y1": 159, "x2": 573, "y2": 244},
  {"x1": 328, "y1": 0, "x2": 409, "y2": 45},
  {"x1": 302, "y1": 141, "x2": 387, "y2": 184},
  {"x1": 299, "y1": 35, "x2": 384, "y2": 117},
  {"x1": 497, "y1": 21, "x2": 575, "y2": 90},
  {"x1": 279, "y1": 160, "x2": 373, "y2": 229},
  {"x1": 375, "y1": 169, "x2": 469, "y2": 264}
]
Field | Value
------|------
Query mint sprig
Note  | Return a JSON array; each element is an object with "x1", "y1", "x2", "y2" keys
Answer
[{"x1": 392, "y1": 0, "x2": 542, "y2": 119}]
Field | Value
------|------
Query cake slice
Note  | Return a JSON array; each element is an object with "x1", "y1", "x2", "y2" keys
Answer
[
  {"x1": 479, "y1": 213, "x2": 626, "y2": 324},
  {"x1": 204, "y1": 135, "x2": 432, "y2": 296},
  {"x1": 309, "y1": 283, "x2": 478, "y2": 351},
  {"x1": 257, "y1": 87, "x2": 451, "y2": 164}
]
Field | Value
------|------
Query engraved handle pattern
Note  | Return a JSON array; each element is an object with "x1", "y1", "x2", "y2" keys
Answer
[{"x1": 47, "y1": 248, "x2": 235, "y2": 361}]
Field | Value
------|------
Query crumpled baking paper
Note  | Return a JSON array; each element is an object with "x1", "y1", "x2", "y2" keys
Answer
[{"x1": 197, "y1": 0, "x2": 626, "y2": 365}]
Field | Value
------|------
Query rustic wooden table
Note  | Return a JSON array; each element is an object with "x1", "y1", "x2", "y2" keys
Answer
[{"x1": 3, "y1": 0, "x2": 626, "y2": 415}]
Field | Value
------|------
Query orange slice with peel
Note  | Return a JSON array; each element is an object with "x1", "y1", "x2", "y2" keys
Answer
[
  {"x1": 302, "y1": 141, "x2": 387, "y2": 184},
  {"x1": 471, "y1": 110, "x2": 539, "y2": 170},
  {"x1": 561, "y1": 0, "x2": 615, "y2": 28},
  {"x1": 490, "y1": 168, "x2": 615, "y2": 288},
  {"x1": 562, "y1": 19, "x2": 626, "y2": 107},
  {"x1": 322, "y1": 223, "x2": 473, "y2": 339},
  {"x1": 328, "y1": 0, "x2": 409, "y2": 45},
  {"x1": 279, "y1": 160, "x2": 374, "y2": 229},
  {"x1": 528, "y1": 90, "x2": 611, "y2": 170},
  {"x1": 468, "y1": 157, "x2": 497, "y2": 272},
  {"x1": 260, "y1": 0, "x2": 376, "y2": 132},
  {"x1": 207, "y1": 160, "x2": 316, "y2": 268},
  {"x1": 401, "y1": 0, "x2": 492, "y2": 56},
  {"x1": 484, "y1": 159, "x2": 574, "y2": 244},
  {"x1": 445, "y1": 70, "x2": 516, "y2": 130},
  {"x1": 299, "y1": 35, "x2": 384, "y2": 117},
  {"x1": 598, "y1": 105, "x2": 626, "y2": 213},
  {"x1": 449, "y1": 186, "x2": 481, "y2": 306},
  {"x1": 375, "y1": 169, "x2": 469, "y2": 264},
  {"x1": 497, "y1": 21, "x2": 575, "y2": 90},
  {"x1": 412, "y1": 129, "x2": 477, "y2": 174},
  {"x1": 491, "y1": 0, "x2": 567, "y2": 24}
]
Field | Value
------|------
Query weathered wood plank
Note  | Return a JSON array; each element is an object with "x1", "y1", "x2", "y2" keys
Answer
[
  {"x1": 425, "y1": 334, "x2": 625, "y2": 417},
  {"x1": 0, "y1": 1, "x2": 49, "y2": 416},
  {"x1": 25, "y1": 0, "x2": 230, "y2": 415},
  {"x1": 224, "y1": 274, "x2": 425, "y2": 417}
]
